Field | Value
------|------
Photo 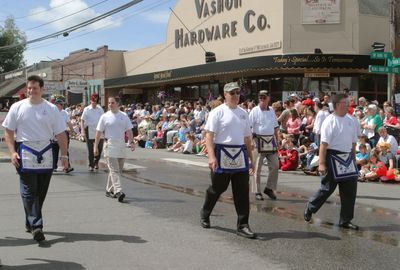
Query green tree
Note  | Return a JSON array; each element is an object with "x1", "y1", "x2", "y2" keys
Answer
[{"x1": 0, "y1": 17, "x2": 26, "y2": 73}]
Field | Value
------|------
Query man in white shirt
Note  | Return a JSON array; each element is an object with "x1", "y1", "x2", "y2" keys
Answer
[
  {"x1": 2, "y1": 75, "x2": 68, "y2": 242},
  {"x1": 378, "y1": 127, "x2": 398, "y2": 155},
  {"x1": 249, "y1": 90, "x2": 280, "y2": 201},
  {"x1": 313, "y1": 102, "x2": 330, "y2": 146},
  {"x1": 94, "y1": 96, "x2": 135, "y2": 202},
  {"x1": 54, "y1": 99, "x2": 74, "y2": 173},
  {"x1": 200, "y1": 82, "x2": 256, "y2": 239},
  {"x1": 304, "y1": 94, "x2": 359, "y2": 230},
  {"x1": 81, "y1": 93, "x2": 104, "y2": 171}
]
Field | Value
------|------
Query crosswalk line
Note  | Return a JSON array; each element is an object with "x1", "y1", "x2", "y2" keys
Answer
[{"x1": 162, "y1": 158, "x2": 208, "y2": 168}]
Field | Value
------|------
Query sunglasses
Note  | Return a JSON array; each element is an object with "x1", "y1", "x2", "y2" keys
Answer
[{"x1": 228, "y1": 90, "x2": 240, "y2": 96}]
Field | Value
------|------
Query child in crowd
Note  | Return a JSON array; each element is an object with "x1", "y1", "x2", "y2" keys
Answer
[
  {"x1": 356, "y1": 144, "x2": 369, "y2": 168},
  {"x1": 134, "y1": 127, "x2": 148, "y2": 148},
  {"x1": 377, "y1": 142, "x2": 395, "y2": 170},
  {"x1": 298, "y1": 137, "x2": 318, "y2": 171},
  {"x1": 167, "y1": 136, "x2": 181, "y2": 152},
  {"x1": 182, "y1": 134, "x2": 195, "y2": 154},
  {"x1": 151, "y1": 126, "x2": 164, "y2": 149},
  {"x1": 356, "y1": 135, "x2": 371, "y2": 154},
  {"x1": 279, "y1": 139, "x2": 299, "y2": 171},
  {"x1": 359, "y1": 151, "x2": 387, "y2": 182},
  {"x1": 196, "y1": 130, "x2": 208, "y2": 156}
]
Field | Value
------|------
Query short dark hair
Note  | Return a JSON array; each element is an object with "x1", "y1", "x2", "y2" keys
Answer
[
  {"x1": 109, "y1": 96, "x2": 121, "y2": 104},
  {"x1": 332, "y1": 93, "x2": 348, "y2": 109},
  {"x1": 27, "y1": 75, "x2": 44, "y2": 88}
]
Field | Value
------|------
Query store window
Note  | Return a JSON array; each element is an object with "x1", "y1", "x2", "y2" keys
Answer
[
  {"x1": 283, "y1": 77, "x2": 302, "y2": 92},
  {"x1": 339, "y1": 77, "x2": 358, "y2": 92},
  {"x1": 320, "y1": 77, "x2": 339, "y2": 94}
]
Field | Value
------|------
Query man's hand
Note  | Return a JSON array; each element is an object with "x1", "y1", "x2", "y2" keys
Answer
[
  {"x1": 11, "y1": 152, "x2": 20, "y2": 168},
  {"x1": 208, "y1": 156, "x2": 218, "y2": 171},
  {"x1": 129, "y1": 142, "x2": 135, "y2": 151},
  {"x1": 94, "y1": 146, "x2": 99, "y2": 157},
  {"x1": 249, "y1": 163, "x2": 254, "y2": 176},
  {"x1": 318, "y1": 163, "x2": 327, "y2": 176}
]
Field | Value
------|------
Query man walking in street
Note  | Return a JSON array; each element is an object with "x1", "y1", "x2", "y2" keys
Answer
[
  {"x1": 94, "y1": 96, "x2": 135, "y2": 202},
  {"x1": 81, "y1": 93, "x2": 104, "y2": 171},
  {"x1": 304, "y1": 93, "x2": 360, "y2": 230},
  {"x1": 2, "y1": 75, "x2": 68, "y2": 242},
  {"x1": 200, "y1": 82, "x2": 256, "y2": 239},
  {"x1": 249, "y1": 90, "x2": 280, "y2": 201}
]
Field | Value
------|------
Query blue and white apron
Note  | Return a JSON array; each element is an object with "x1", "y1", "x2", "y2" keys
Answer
[
  {"x1": 326, "y1": 149, "x2": 358, "y2": 182},
  {"x1": 254, "y1": 134, "x2": 277, "y2": 153},
  {"x1": 17, "y1": 141, "x2": 55, "y2": 173},
  {"x1": 214, "y1": 144, "x2": 249, "y2": 174}
]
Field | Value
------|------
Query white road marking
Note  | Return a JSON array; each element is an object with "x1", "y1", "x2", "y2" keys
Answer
[{"x1": 162, "y1": 158, "x2": 208, "y2": 168}]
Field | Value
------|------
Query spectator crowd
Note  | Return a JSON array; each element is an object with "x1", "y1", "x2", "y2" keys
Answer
[{"x1": 45, "y1": 89, "x2": 400, "y2": 184}]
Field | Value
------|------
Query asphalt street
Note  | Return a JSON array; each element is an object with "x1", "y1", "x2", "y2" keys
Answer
[{"x1": 0, "y1": 137, "x2": 399, "y2": 269}]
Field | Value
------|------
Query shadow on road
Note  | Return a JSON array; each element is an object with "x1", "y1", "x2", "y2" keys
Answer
[
  {"x1": 0, "y1": 231, "x2": 146, "y2": 248},
  {"x1": 356, "y1": 195, "x2": 400, "y2": 201},
  {"x1": 0, "y1": 258, "x2": 85, "y2": 269},
  {"x1": 212, "y1": 226, "x2": 341, "y2": 241}
]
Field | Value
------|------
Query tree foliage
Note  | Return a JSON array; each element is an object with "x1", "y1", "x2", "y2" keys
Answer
[{"x1": 0, "y1": 17, "x2": 26, "y2": 73}]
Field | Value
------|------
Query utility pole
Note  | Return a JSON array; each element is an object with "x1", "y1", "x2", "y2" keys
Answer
[{"x1": 389, "y1": 0, "x2": 396, "y2": 104}]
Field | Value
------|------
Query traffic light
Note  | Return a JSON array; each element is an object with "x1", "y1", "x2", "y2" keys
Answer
[
  {"x1": 372, "y1": 42, "x2": 385, "y2": 52},
  {"x1": 205, "y1": 52, "x2": 216, "y2": 63}
]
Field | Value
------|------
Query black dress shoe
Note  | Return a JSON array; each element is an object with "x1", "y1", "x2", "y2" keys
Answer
[
  {"x1": 115, "y1": 192, "x2": 125, "y2": 202},
  {"x1": 32, "y1": 228, "x2": 45, "y2": 242},
  {"x1": 105, "y1": 191, "x2": 115, "y2": 198},
  {"x1": 304, "y1": 204, "x2": 312, "y2": 222},
  {"x1": 255, "y1": 193, "x2": 264, "y2": 201},
  {"x1": 339, "y1": 222, "x2": 359, "y2": 230},
  {"x1": 237, "y1": 225, "x2": 256, "y2": 239},
  {"x1": 200, "y1": 217, "x2": 210, "y2": 228},
  {"x1": 263, "y1": 188, "x2": 277, "y2": 200}
]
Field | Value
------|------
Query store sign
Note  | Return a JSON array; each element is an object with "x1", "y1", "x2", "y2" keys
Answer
[
  {"x1": 154, "y1": 70, "x2": 172, "y2": 80},
  {"x1": 239, "y1": 41, "x2": 282, "y2": 55},
  {"x1": 43, "y1": 80, "x2": 64, "y2": 94},
  {"x1": 175, "y1": 0, "x2": 271, "y2": 49},
  {"x1": 304, "y1": 72, "x2": 330, "y2": 78},
  {"x1": 5, "y1": 70, "x2": 24, "y2": 80},
  {"x1": 272, "y1": 55, "x2": 355, "y2": 67},
  {"x1": 302, "y1": 0, "x2": 341, "y2": 25},
  {"x1": 64, "y1": 79, "x2": 88, "y2": 94}
]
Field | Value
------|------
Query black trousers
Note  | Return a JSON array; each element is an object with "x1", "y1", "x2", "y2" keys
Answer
[
  {"x1": 307, "y1": 173, "x2": 357, "y2": 224},
  {"x1": 201, "y1": 171, "x2": 250, "y2": 228},
  {"x1": 85, "y1": 127, "x2": 104, "y2": 168}
]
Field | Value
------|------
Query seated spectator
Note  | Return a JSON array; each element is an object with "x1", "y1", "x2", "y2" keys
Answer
[
  {"x1": 298, "y1": 137, "x2": 318, "y2": 171},
  {"x1": 356, "y1": 135, "x2": 371, "y2": 154},
  {"x1": 279, "y1": 139, "x2": 299, "y2": 171},
  {"x1": 377, "y1": 126, "x2": 398, "y2": 156},
  {"x1": 182, "y1": 134, "x2": 195, "y2": 154},
  {"x1": 356, "y1": 144, "x2": 369, "y2": 167},
  {"x1": 151, "y1": 126, "x2": 164, "y2": 149},
  {"x1": 134, "y1": 127, "x2": 148, "y2": 148},
  {"x1": 196, "y1": 130, "x2": 208, "y2": 156},
  {"x1": 377, "y1": 142, "x2": 395, "y2": 170},
  {"x1": 359, "y1": 151, "x2": 387, "y2": 182}
]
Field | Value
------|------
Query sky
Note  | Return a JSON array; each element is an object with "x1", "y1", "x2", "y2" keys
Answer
[{"x1": 0, "y1": 0, "x2": 178, "y2": 65}]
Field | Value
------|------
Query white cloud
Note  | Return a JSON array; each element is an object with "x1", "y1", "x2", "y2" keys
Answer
[
  {"x1": 141, "y1": 10, "x2": 170, "y2": 24},
  {"x1": 28, "y1": 0, "x2": 122, "y2": 33}
]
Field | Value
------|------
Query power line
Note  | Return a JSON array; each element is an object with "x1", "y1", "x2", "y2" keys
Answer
[
  {"x1": 0, "y1": 0, "x2": 161, "y2": 56},
  {"x1": 0, "y1": 0, "x2": 78, "y2": 22},
  {"x1": 0, "y1": 0, "x2": 143, "y2": 51},
  {"x1": 25, "y1": 0, "x2": 110, "y2": 32},
  {"x1": 23, "y1": 0, "x2": 171, "y2": 52}
]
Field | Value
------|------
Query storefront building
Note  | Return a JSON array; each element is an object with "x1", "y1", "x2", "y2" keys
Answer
[
  {"x1": 52, "y1": 45, "x2": 125, "y2": 106},
  {"x1": 105, "y1": 0, "x2": 390, "y2": 104}
]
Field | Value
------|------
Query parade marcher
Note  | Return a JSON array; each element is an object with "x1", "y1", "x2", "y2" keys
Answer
[
  {"x1": 200, "y1": 82, "x2": 256, "y2": 239},
  {"x1": 94, "y1": 97, "x2": 135, "y2": 202},
  {"x1": 81, "y1": 93, "x2": 104, "y2": 171},
  {"x1": 53, "y1": 99, "x2": 74, "y2": 173},
  {"x1": 249, "y1": 90, "x2": 280, "y2": 201},
  {"x1": 304, "y1": 94, "x2": 360, "y2": 230},
  {"x1": 2, "y1": 75, "x2": 68, "y2": 242}
]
